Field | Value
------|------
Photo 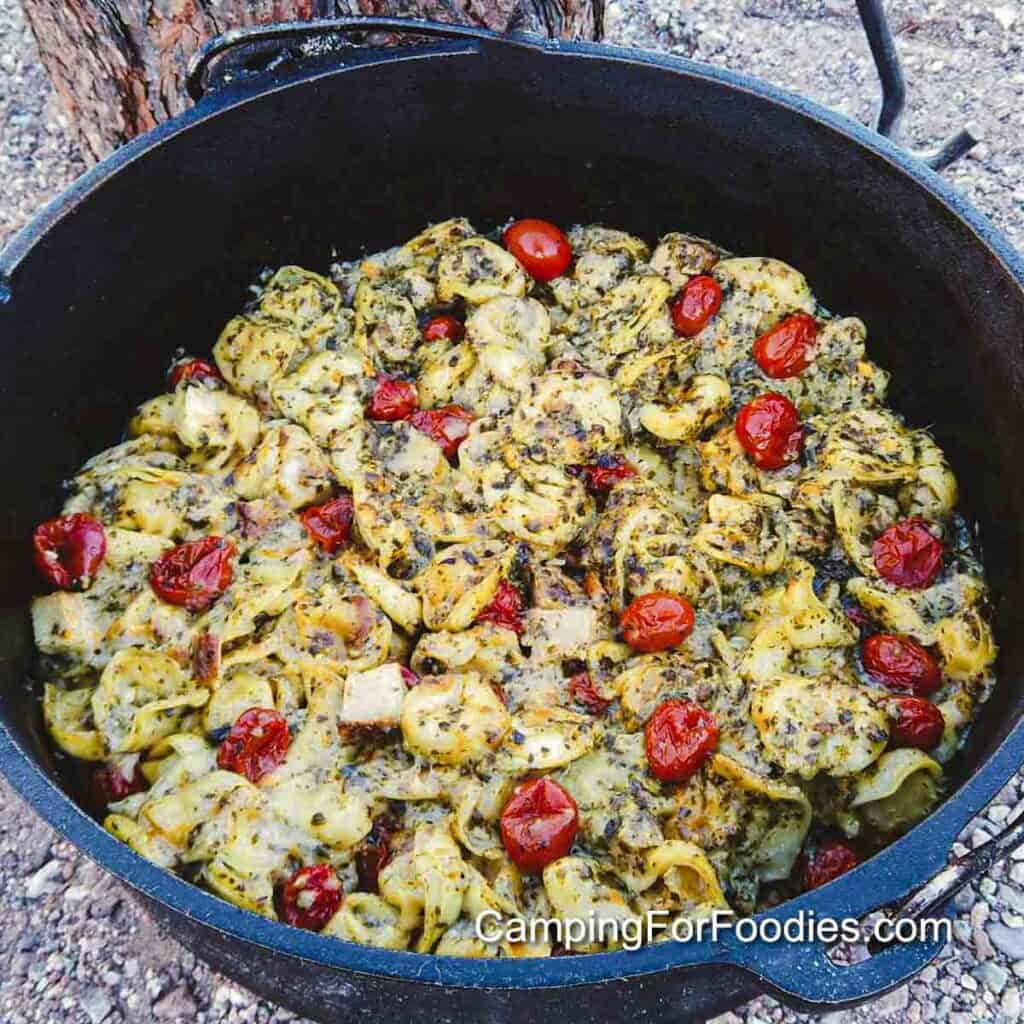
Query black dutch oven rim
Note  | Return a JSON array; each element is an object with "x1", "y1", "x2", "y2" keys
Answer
[{"x1": 2, "y1": 23, "x2": 1024, "y2": 1001}]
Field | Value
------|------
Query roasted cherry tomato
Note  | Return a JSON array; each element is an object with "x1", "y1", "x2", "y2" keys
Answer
[
  {"x1": 356, "y1": 817, "x2": 396, "y2": 893},
  {"x1": 890, "y1": 696, "x2": 945, "y2": 750},
  {"x1": 275, "y1": 864, "x2": 343, "y2": 931},
  {"x1": 476, "y1": 579, "x2": 526, "y2": 635},
  {"x1": 150, "y1": 536, "x2": 234, "y2": 612},
  {"x1": 88, "y1": 761, "x2": 147, "y2": 809},
  {"x1": 191, "y1": 632, "x2": 221, "y2": 684},
  {"x1": 216, "y1": 707, "x2": 291, "y2": 784},
  {"x1": 862, "y1": 633, "x2": 942, "y2": 696},
  {"x1": 872, "y1": 518, "x2": 943, "y2": 589},
  {"x1": 503, "y1": 219, "x2": 572, "y2": 282},
  {"x1": 735, "y1": 392, "x2": 804, "y2": 471},
  {"x1": 368, "y1": 377, "x2": 418, "y2": 422},
  {"x1": 422, "y1": 314, "x2": 465, "y2": 343},
  {"x1": 32, "y1": 513, "x2": 106, "y2": 590},
  {"x1": 300, "y1": 495, "x2": 355, "y2": 554},
  {"x1": 500, "y1": 777, "x2": 579, "y2": 872},
  {"x1": 574, "y1": 455, "x2": 638, "y2": 494},
  {"x1": 408, "y1": 405, "x2": 474, "y2": 461},
  {"x1": 644, "y1": 699, "x2": 718, "y2": 783},
  {"x1": 568, "y1": 672, "x2": 613, "y2": 715},
  {"x1": 670, "y1": 275, "x2": 723, "y2": 337},
  {"x1": 804, "y1": 840, "x2": 860, "y2": 890},
  {"x1": 170, "y1": 357, "x2": 222, "y2": 388},
  {"x1": 621, "y1": 592, "x2": 695, "y2": 653},
  {"x1": 753, "y1": 313, "x2": 819, "y2": 378}
]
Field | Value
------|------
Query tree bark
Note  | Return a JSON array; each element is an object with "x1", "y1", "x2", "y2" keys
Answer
[{"x1": 20, "y1": 0, "x2": 603, "y2": 163}]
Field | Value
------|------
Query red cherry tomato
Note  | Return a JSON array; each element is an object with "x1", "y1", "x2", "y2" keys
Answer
[
  {"x1": 644, "y1": 699, "x2": 718, "y2": 783},
  {"x1": 872, "y1": 518, "x2": 943, "y2": 589},
  {"x1": 500, "y1": 777, "x2": 579, "y2": 872},
  {"x1": 804, "y1": 840, "x2": 860, "y2": 890},
  {"x1": 670, "y1": 275, "x2": 723, "y2": 337},
  {"x1": 216, "y1": 707, "x2": 291, "y2": 783},
  {"x1": 503, "y1": 219, "x2": 572, "y2": 282},
  {"x1": 735, "y1": 392, "x2": 804, "y2": 471},
  {"x1": 621, "y1": 592, "x2": 695, "y2": 653},
  {"x1": 476, "y1": 579, "x2": 526, "y2": 635},
  {"x1": 890, "y1": 696, "x2": 945, "y2": 750},
  {"x1": 368, "y1": 377, "x2": 418, "y2": 422},
  {"x1": 356, "y1": 817, "x2": 396, "y2": 893},
  {"x1": 862, "y1": 633, "x2": 942, "y2": 695},
  {"x1": 753, "y1": 313, "x2": 820, "y2": 378},
  {"x1": 422, "y1": 315, "x2": 465, "y2": 343},
  {"x1": 275, "y1": 864, "x2": 343, "y2": 931},
  {"x1": 568, "y1": 672, "x2": 613, "y2": 715},
  {"x1": 191, "y1": 632, "x2": 221, "y2": 683},
  {"x1": 408, "y1": 406, "x2": 474, "y2": 461},
  {"x1": 300, "y1": 495, "x2": 355, "y2": 554},
  {"x1": 88, "y1": 761, "x2": 147, "y2": 809},
  {"x1": 32, "y1": 513, "x2": 106, "y2": 590},
  {"x1": 170, "y1": 358, "x2": 222, "y2": 388},
  {"x1": 574, "y1": 456, "x2": 638, "y2": 494},
  {"x1": 149, "y1": 536, "x2": 234, "y2": 612}
]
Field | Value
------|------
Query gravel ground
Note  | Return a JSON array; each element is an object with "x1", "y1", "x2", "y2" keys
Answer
[{"x1": 1, "y1": 1, "x2": 1023, "y2": 1022}]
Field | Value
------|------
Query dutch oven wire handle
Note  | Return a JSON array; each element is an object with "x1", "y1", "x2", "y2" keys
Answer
[{"x1": 186, "y1": 0, "x2": 977, "y2": 171}]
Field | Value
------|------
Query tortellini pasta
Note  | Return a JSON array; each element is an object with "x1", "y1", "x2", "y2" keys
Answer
[{"x1": 35, "y1": 218, "x2": 996, "y2": 958}]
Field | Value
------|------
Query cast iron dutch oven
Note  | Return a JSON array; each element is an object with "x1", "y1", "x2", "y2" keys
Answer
[{"x1": 2, "y1": 2, "x2": 1023, "y2": 1020}]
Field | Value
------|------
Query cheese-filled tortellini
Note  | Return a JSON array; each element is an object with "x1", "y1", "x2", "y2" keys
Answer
[
  {"x1": 35, "y1": 219, "x2": 997, "y2": 958},
  {"x1": 401, "y1": 672, "x2": 511, "y2": 765}
]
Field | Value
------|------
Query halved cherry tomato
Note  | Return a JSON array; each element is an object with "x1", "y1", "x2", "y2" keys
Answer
[
  {"x1": 32, "y1": 513, "x2": 106, "y2": 590},
  {"x1": 368, "y1": 377, "x2": 418, "y2": 421},
  {"x1": 408, "y1": 405, "x2": 474, "y2": 461},
  {"x1": 735, "y1": 392, "x2": 803, "y2": 471},
  {"x1": 191, "y1": 632, "x2": 221, "y2": 684},
  {"x1": 500, "y1": 777, "x2": 579, "y2": 872},
  {"x1": 804, "y1": 840, "x2": 860, "y2": 890},
  {"x1": 621, "y1": 592, "x2": 695, "y2": 653},
  {"x1": 890, "y1": 696, "x2": 945, "y2": 750},
  {"x1": 574, "y1": 455, "x2": 638, "y2": 494},
  {"x1": 568, "y1": 672, "x2": 613, "y2": 715},
  {"x1": 753, "y1": 313, "x2": 819, "y2": 378},
  {"x1": 862, "y1": 633, "x2": 942, "y2": 695},
  {"x1": 275, "y1": 864, "x2": 344, "y2": 931},
  {"x1": 670, "y1": 275, "x2": 723, "y2": 337},
  {"x1": 356, "y1": 817, "x2": 396, "y2": 893},
  {"x1": 170, "y1": 358, "x2": 222, "y2": 388},
  {"x1": 216, "y1": 707, "x2": 291, "y2": 783},
  {"x1": 300, "y1": 495, "x2": 355, "y2": 554},
  {"x1": 422, "y1": 315, "x2": 465, "y2": 343},
  {"x1": 872, "y1": 518, "x2": 943, "y2": 589},
  {"x1": 476, "y1": 579, "x2": 526, "y2": 635},
  {"x1": 88, "y1": 761, "x2": 147, "y2": 809},
  {"x1": 503, "y1": 219, "x2": 572, "y2": 282},
  {"x1": 150, "y1": 536, "x2": 234, "y2": 612},
  {"x1": 644, "y1": 699, "x2": 718, "y2": 783}
]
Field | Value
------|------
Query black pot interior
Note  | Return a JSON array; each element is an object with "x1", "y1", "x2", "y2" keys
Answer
[{"x1": 3, "y1": 40, "x2": 1023, "y2": 813}]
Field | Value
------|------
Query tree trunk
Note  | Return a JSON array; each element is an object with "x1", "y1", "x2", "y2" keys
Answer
[{"x1": 20, "y1": 0, "x2": 603, "y2": 163}]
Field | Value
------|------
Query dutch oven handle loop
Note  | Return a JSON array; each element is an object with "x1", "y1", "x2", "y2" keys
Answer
[
  {"x1": 722, "y1": 908, "x2": 953, "y2": 1011},
  {"x1": 184, "y1": 0, "x2": 578, "y2": 104},
  {"x1": 733, "y1": 806, "x2": 1024, "y2": 1009}
]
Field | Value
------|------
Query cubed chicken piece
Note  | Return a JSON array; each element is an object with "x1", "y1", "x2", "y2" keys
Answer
[
  {"x1": 339, "y1": 663, "x2": 407, "y2": 730},
  {"x1": 522, "y1": 607, "x2": 598, "y2": 664}
]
